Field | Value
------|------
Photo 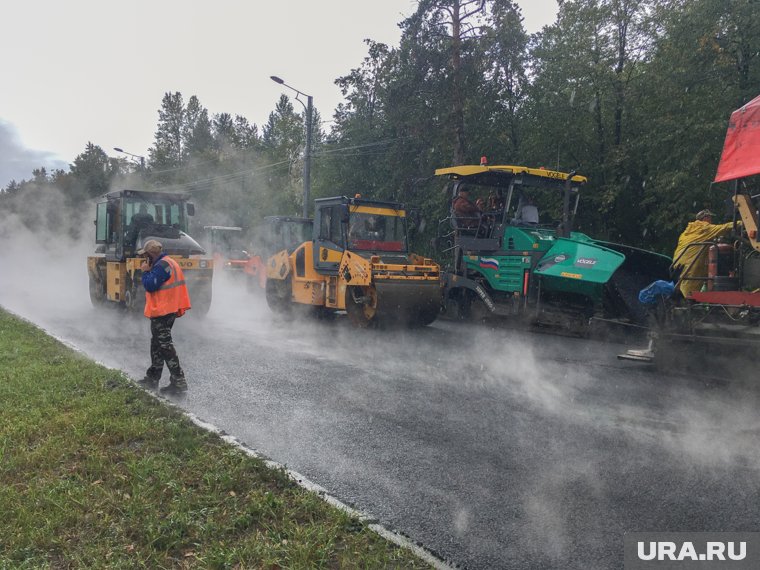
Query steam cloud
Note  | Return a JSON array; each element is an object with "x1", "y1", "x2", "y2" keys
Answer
[{"x1": 1, "y1": 185, "x2": 759, "y2": 569}]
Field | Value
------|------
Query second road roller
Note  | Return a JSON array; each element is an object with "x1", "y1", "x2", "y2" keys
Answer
[{"x1": 265, "y1": 195, "x2": 442, "y2": 327}]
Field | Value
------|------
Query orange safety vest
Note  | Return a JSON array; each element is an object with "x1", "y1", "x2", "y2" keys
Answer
[{"x1": 144, "y1": 256, "x2": 192, "y2": 318}]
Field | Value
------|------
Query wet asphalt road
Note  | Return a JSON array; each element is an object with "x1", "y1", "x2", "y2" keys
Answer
[{"x1": 3, "y1": 276, "x2": 760, "y2": 569}]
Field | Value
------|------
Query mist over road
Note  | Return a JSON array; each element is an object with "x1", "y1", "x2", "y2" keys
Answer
[{"x1": 2, "y1": 250, "x2": 759, "y2": 568}]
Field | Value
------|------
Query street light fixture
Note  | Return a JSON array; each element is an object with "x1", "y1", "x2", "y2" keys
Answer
[
  {"x1": 270, "y1": 75, "x2": 313, "y2": 218},
  {"x1": 113, "y1": 147, "x2": 145, "y2": 170}
]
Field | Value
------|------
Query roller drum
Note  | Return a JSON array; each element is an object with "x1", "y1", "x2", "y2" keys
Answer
[{"x1": 373, "y1": 280, "x2": 442, "y2": 327}]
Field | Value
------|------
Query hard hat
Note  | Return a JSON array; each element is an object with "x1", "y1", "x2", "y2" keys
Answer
[
  {"x1": 137, "y1": 239, "x2": 163, "y2": 255},
  {"x1": 695, "y1": 209, "x2": 716, "y2": 221}
]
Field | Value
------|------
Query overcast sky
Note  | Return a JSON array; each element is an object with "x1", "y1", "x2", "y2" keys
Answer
[{"x1": 0, "y1": 0, "x2": 559, "y2": 188}]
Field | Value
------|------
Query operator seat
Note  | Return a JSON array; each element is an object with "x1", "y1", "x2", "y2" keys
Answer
[{"x1": 129, "y1": 206, "x2": 155, "y2": 247}]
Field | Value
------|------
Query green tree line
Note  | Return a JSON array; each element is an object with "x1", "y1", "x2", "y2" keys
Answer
[{"x1": 2, "y1": 0, "x2": 759, "y2": 254}]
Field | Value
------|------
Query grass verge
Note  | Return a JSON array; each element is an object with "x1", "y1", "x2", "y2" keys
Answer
[{"x1": 0, "y1": 308, "x2": 432, "y2": 569}]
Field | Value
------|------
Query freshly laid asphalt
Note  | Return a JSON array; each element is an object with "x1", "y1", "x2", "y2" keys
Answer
[{"x1": 3, "y1": 277, "x2": 759, "y2": 569}]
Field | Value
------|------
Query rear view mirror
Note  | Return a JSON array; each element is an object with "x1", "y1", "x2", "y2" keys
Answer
[{"x1": 187, "y1": 203, "x2": 196, "y2": 216}]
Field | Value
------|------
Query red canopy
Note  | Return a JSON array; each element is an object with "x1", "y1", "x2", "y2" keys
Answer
[{"x1": 714, "y1": 94, "x2": 760, "y2": 183}]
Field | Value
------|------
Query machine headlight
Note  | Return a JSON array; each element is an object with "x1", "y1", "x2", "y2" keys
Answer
[{"x1": 200, "y1": 261, "x2": 208, "y2": 268}]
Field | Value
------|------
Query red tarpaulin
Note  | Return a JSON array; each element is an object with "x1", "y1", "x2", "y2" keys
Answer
[{"x1": 714, "y1": 94, "x2": 760, "y2": 183}]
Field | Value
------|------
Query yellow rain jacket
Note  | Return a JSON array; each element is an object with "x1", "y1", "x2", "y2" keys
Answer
[{"x1": 672, "y1": 220, "x2": 734, "y2": 297}]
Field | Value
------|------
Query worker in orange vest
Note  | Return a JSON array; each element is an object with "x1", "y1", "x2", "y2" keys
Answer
[{"x1": 136, "y1": 239, "x2": 191, "y2": 394}]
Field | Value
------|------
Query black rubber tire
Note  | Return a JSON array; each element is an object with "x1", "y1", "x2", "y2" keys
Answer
[
  {"x1": 265, "y1": 278, "x2": 292, "y2": 314},
  {"x1": 455, "y1": 290, "x2": 488, "y2": 322},
  {"x1": 89, "y1": 275, "x2": 105, "y2": 307},
  {"x1": 124, "y1": 273, "x2": 146, "y2": 314},
  {"x1": 192, "y1": 293, "x2": 212, "y2": 316},
  {"x1": 414, "y1": 304, "x2": 441, "y2": 327}
]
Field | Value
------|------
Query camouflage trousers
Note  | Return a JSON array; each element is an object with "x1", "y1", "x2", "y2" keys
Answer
[{"x1": 146, "y1": 313, "x2": 185, "y2": 381}]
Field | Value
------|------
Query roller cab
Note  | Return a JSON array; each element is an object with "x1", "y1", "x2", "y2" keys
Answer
[{"x1": 87, "y1": 189, "x2": 214, "y2": 315}]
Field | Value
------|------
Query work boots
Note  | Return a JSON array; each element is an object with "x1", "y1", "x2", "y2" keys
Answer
[
  {"x1": 159, "y1": 376, "x2": 188, "y2": 395},
  {"x1": 137, "y1": 376, "x2": 159, "y2": 389}
]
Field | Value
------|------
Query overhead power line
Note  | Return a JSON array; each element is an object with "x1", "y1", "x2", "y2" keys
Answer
[
  {"x1": 154, "y1": 158, "x2": 293, "y2": 193},
  {"x1": 311, "y1": 136, "x2": 412, "y2": 157},
  {"x1": 151, "y1": 135, "x2": 412, "y2": 193}
]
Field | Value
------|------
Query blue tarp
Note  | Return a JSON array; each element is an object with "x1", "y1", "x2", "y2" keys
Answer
[{"x1": 639, "y1": 280, "x2": 675, "y2": 305}]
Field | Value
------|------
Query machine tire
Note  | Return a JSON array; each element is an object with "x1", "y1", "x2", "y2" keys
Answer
[
  {"x1": 124, "y1": 274, "x2": 147, "y2": 315},
  {"x1": 89, "y1": 274, "x2": 106, "y2": 306},
  {"x1": 345, "y1": 285, "x2": 378, "y2": 328},
  {"x1": 124, "y1": 288, "x2": 137, "y2": 311},
  {"x1": 442, "y1": 290, "x2": 467, "y2": 320},
  {"x1": 265, "y1": 278, "x2": 292, "y2": 314},
  {"x1": 192, "y1": 292, "x2": 212, "y2": 316},
  {"x1": 453, "y1": 290, "x2": 488, "y2": 322},
  {"x1": 414, "y1": 304, "x2": 440, "y2": 327},
  {"x1": 469, "y1": 297, "x2": 491, "y2": 322}
]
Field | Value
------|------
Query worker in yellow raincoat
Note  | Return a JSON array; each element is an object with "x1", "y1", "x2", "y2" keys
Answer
[{"x1": 672, "y1": 209, "x2": 735, "y2": 297}]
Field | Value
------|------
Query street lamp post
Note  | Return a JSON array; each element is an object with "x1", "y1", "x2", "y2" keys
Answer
[
  {"x1": 270, "y1": 75, "x2": 313, "y2": 218},
  {"x1": 113, "y1": 147, "x2": 145, "y2": 170}
]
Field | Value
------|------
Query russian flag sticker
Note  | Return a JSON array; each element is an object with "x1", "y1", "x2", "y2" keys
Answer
[{"x1": 479, "y1": 257, "x2": 499, "y2": 270}]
